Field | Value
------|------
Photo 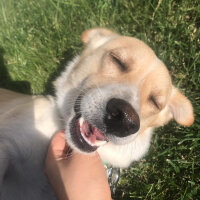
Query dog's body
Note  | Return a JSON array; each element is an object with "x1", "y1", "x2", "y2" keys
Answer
[{"x1": 0, "y1": 29, "x2": 194, "y2": 199}]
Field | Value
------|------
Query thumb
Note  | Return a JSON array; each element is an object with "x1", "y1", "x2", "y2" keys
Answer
[{"x1": 48, "y1": 130, "x2": 68, "y2": 158}]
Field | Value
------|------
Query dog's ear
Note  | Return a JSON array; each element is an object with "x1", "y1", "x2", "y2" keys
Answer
[
  {"x1": 81, "y1": 28, "x2": 117, "y2": 48},
  {"x1": 169, "y1": 87, "x2": 194, "y2": 126}
]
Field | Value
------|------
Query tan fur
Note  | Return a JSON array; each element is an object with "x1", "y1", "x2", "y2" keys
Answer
[{"x1": 79, "y1": 28, "x2": 194, "y2": 133}]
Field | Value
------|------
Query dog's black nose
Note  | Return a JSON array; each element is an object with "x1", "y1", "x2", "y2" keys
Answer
[{"x1": 104, "y1": 98, "x2": 140, "y2": 137}]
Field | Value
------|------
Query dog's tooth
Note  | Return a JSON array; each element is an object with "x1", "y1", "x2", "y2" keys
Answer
[
  {"x1": 80, "y1": 130, "x2": 85, "y2": 137},
  {"x1": 94, "y1": 140, "x2": 107, "y2": 146},
  {"x1": 81, "y1": 131, "x2": 94, "y2": 146},
  {"x1": 79, "y1": 117, "x2": 84, "y2": 126}
]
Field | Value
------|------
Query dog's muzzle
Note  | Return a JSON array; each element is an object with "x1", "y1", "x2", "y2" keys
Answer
[{"x1": 70, "y1": 96, "x2": 140, "y2": 153}]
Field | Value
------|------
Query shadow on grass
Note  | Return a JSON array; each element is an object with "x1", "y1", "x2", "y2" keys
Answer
[
  {"x1": 0, "y1": 47, "x2": 31, "y2": 94},
  {"x1": 44, "y1": 48, "x2": 76, "y2": 95},
  {"x1": 0, "y1": 45, "x2": 77, "y2": 95}
]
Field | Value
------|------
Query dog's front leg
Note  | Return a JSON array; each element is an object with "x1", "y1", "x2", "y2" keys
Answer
[{"x1": 0, "y1": 147, "x2": 9, "y2": 192}]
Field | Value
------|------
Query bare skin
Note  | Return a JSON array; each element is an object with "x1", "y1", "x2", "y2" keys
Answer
[{"x1": 45, "y1": 131, "x2": 112, "y2": 200}]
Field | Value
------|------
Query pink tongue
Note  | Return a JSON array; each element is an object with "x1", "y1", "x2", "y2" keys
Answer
[
  {"x1": 82, "y1": 120, "x2": 105, "y2": 143},
  {"x1": 89, "y1": 134, "x2": 96, "y2": 143},
  {"x1": 93, "y1": 127, "x2": 106, "y2": 140}
]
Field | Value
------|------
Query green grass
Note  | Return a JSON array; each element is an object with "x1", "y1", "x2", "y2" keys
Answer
[{"x1": 0, "y1": 0, "x2": 199, "y2": 199}]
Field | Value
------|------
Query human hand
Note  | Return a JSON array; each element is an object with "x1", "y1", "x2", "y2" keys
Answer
[{"x1": 45, "y1": 131, "x2": 112, "y2": 200}]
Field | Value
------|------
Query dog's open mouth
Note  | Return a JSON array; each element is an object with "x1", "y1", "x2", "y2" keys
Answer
[
  {"x1": 70, "y1": 116, "x2": 107, "y2": 152},
  {"x1": 79, "y1": 117, "x2": 107, "y2": 147}
]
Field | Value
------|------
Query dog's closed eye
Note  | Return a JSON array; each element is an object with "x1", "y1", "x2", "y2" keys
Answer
[
  {"x1": 110, "y1": 52, "x2": 129, "y2": 72},
  {"x1": 148, "y1": 95, "x2": 161, "y2": 110}
]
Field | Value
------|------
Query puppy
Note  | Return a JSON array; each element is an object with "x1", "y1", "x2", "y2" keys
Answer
[{"x1": 0, "y1": 28, "x2": 194, "y2": 200}]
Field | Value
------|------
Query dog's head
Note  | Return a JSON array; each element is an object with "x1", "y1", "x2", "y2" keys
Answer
[{"x1": 55, "y1": 28, "x2": 194, "y2": 165}]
